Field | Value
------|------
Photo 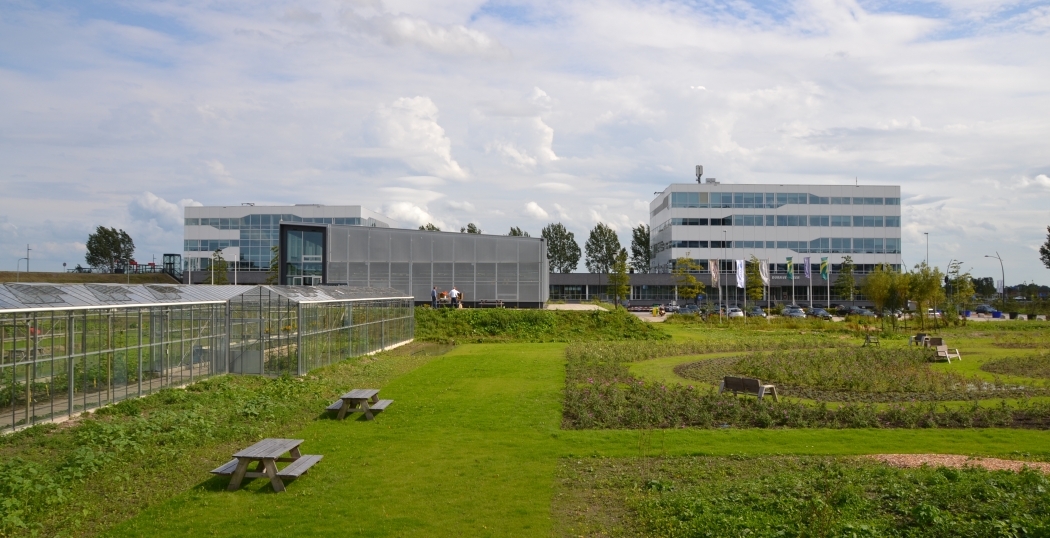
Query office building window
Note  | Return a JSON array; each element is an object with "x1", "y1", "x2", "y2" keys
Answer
[
  {"x1": 732, "y1": 215, "x2": 765, "y2": 226},
  {"x1": 884, "y1": 216, "x2": 901, "y2": 227},
  {"x1": 831, "y1": 197, "x2": 851, "y2": 204},
  {"x1": 809, "y1": 215, "x2": 830, "y2": 226},
  {"x1": 776, "y1": 215, "x2": 807, "y2": 226},
  {"x1": 831, "y1": 215, "x2": 851, "y2": 226},
  {"x1": 808, "y1": 194, "x2": 829, "y2": 204}
]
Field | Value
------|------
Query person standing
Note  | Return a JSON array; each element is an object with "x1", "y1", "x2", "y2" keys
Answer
[
  {"x1": 449, "y1": 286, "x2": 460, "y2": 308},
  {"x1": 431, "y1": 286, "x2": 438, "y2": 308}
]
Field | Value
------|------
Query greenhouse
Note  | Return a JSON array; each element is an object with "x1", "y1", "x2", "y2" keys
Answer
[{"x1": 0, "y1": 283, "x2": 413, "y2": 432}]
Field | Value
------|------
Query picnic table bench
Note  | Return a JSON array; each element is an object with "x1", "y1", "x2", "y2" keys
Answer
[
  {"x1": 478, "y1": 299, "x2": 505, "y2": 308},
  {"x1": 908, "y1": 333, "x2": 929, "y2": 346},
  {"x1": 326, "y1": 388, "x2": 393, "y2": 420},
  {"x1": 211, "y1": 438, "x2": 322, "y2": 492},
  {"x1": 719, "y1": 376, "x2": 779, "y2": 402},
  {"x1": 863, "y1": 334, "x2": 880, "y2": 347}
]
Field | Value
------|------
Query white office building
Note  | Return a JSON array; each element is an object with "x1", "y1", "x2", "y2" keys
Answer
[
  {"x1": 650, "y1": 172, "x2": 901, "y2": 304},
  {"x1": 183, "y1": 204, "x2": 392, "y2": 282}
]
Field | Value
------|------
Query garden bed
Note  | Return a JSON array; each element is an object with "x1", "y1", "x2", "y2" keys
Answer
[{"x1": 554, "y1": 455, "x2": 1050, "y2": 537}]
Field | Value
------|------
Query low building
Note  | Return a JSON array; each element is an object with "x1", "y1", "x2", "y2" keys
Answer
[
  {"x1": 184, "y1": 204, "x2": 392, "y2": 283},
  {"x1": 279, "y1": 224, "x2": 550, "y2": 308}
]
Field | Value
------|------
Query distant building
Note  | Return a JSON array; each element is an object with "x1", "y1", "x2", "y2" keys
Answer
[
  {"x1": 278, "y1": 224, "x2": 549, "y2": 307},
  {"x1": 183, "y1": 204, "x2": 391, "y2": 283},
  {"x1": 650, "y1": 172, "x2": 902, "y2": 304}
]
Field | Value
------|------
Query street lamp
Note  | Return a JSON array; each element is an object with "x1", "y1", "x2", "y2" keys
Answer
[
  {"x1": 923, "y1": 232, "x2": 929, "y2": 267},
  {"x1": 984, "y1": 252, "x2": 1005, "y2": 309},
  {"x1": 15, "y1": 258, "x2": 28, "y2": 282}
]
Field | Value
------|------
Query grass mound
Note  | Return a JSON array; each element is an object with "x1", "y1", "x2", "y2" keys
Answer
[
  {"x1": 414, "y1": 307, "x2": 668, "y2": 343},
  {"x1": 982, "y1": 353, "x2": 1050, "y2": 379},
  {"x1": 556, "y1": 456, "x2": 1050, "y2": 537}
]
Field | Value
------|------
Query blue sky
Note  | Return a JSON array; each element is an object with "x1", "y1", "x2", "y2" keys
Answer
[{"x1": 1, "y1": 0, "x2": 1049, "y2": 282}]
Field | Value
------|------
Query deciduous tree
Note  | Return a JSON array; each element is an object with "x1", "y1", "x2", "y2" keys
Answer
[
  {"x1": 508, "y1": 226, "x2": 529, "y2": 237},
  {"x1": 608, "y1": 248, "x2": 631, "y2": 307},
  {"x1": 833, "y1": 255, "x2": 857, "y2": 305},
  {"x1": 85, "y1": 226, "x2": 135, "y2": 273},
  {"x1": 672, "y1": 257, "x2": 705, "y2": 305},
  {"x1": 208, "y1": 249, "x2": 229, "y2": 285},
  {"x1": 460, "y1": 223, "x2": 482, "y2": 234},
  {"x1": 418, "y1": 223, "x2": 441, "y2": 231},
  {"x1": 541, "y1": 223, "x2": 581, "y2": 273},
  {"x1": 584, "y1": 223, "x2": 620, "y2": 276},
  {"x1": 1040, "y1": 226, "x2": 1050, "y2": 270},
  {"x1": 746, "y1": 255, "x2": 764, "y2": 302},
  {"x1": 629, "y1": 224, "x2": 651, "y2": 273}
]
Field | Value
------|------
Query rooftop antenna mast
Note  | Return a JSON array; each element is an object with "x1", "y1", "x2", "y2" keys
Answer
[{"x1": 695, "y1": 165, "x2": 704, "y2": 184}]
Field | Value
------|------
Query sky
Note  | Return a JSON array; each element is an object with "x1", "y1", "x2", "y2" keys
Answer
[{"x1": 1, "y1": 0, "x2": 1048, "y2": 283}]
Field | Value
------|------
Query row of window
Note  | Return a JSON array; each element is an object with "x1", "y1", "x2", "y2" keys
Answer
[
  {"x1": 185, "y1": 215, "x2": 367, "y2": 229},
  {"x1": 661, "y1": 237, "x2": 902, "y2": 254},
  {"x1": 662, "y1": 215, "x2": 901, "y2": 229},
  {"x1": 185, "y1": 239, "x2": 278, "y2": 251},
  {"x1": 669, "y1": 192, "x2": 900, "y2": 209}
]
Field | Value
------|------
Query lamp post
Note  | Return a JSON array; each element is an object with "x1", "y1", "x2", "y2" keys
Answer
[
  {"x1": 923, "y1": 232, "x2": 929, "y2": 267},
  {"x1": 722, "y1": 230, "x2": 727, "y2": 322},
  {"x1": 984, "y1": 252, "x2": 1005, "y2": 310},
  {"x1": 16, "y1": 258, "x2": 28, "y2": 282}
]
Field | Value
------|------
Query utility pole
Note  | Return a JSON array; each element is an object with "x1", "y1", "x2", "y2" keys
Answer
[{"x1": 26, "y1": 244, "x2": 31, "y2": 272}]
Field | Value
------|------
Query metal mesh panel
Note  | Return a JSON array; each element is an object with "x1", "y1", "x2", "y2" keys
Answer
[
  {"x1": 475, "y1": 282, "x2": 496, "y2": 301},
  {"x1": 369, "y1": 262, "x2": 390, "y2": 287},
  {"x1": 519, "y1": 282, "x2": 540, "y2": 302},
  {"x1": 497, "y1": 240, "x2": 518, "y2": 262},
  {"x1": 476, "y1": 237, "x2": 497, "y2": 262},
  {"x1": 454, "y1": 263, "x2": 474, "y2": 282},
  {"x1": 519, "y1": 262, "x2": 540, "y2": 282},
  {"x1": 329, "y1": 227, "x2": 350, "y2": 262},
  {"x1": 454, "y1": 236, "x2": 475, "y2": 260},
  {"x1": 347, "y1": 228, "x2": 370, "y2": 262},
  {"x1": 390, "y1": 234, "x2": 411, "y2": 262},
  {"x1": 327, "y1": 262, "x2": 348, "y2": 283},
  {"x1": 476, "y1": 263, "x2": 496, "y2": 282},
  {"x1": 412, "y1": 234, "x2": 432, "y2": 261}
]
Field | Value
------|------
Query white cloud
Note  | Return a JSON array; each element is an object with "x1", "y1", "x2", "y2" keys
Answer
[
  {"x1": 205, "y1": 160, "x2": 236, "y2": 186},
  {"x1": 523, "y1": 201, "x2": 548, "y2": 219},
  {"x1": 446, "y1": 200, "x2": 475, "y2": 212},
  {"x1": 342, "y1": 7, "x2": 507, "y2": 57},
  {"x1": 381, "y1": 202, "x2": 446, "y2": 230},
  {"x1": 368, "y1": 96, "x2": 467, "y2": 180},
  {"x1": 1012, "y1": 174, "x2": 1050, "y2": 192},
  {"x1": 128, "y1": 192, "x2": 202, "y2": 231}
]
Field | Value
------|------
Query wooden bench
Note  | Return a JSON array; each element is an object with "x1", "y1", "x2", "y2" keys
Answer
[
  {"x1": 863, "y1": 334, "x2": 880, "y2": 347},
  {"x1": 478, "y1": 299, "x2": 505, "y2": 308},
  {"x1": 719, "y1": 376, "x2": 779, "y2": 402},
  {"x1": 908, "y1": 333, "x2": 928, "y2": 346},
  {"x1": 933, "y1": 345, "x2": 962, "y2": 363},
  {"x1": 211, "y1": 438, "x2": 322, "y2": 492}
]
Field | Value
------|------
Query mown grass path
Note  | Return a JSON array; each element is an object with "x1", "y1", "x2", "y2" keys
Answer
[{"x1": 108, "y1": 342, "x2": 1050, "y2": 537}]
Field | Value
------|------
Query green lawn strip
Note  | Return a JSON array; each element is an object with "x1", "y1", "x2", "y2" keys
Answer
[{"x1": 106, "y1": 343, "x2": 569, "y2": 538}]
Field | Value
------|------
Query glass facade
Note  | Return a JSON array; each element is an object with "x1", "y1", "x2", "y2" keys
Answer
[{"x1": 0, "y1": 283, "x2": 413, "y2": 432}]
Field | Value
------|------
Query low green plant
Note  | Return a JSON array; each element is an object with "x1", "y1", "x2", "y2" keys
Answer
[
  {"x1": 982, "y1": 352, "x2": 1050, "y2": 379},
  {"x1": 414, "y1": 307, "x2": 667, "y2": 343},
  {"x1": 558, "y1": 456, "x2": 1050, "y2": 537}
]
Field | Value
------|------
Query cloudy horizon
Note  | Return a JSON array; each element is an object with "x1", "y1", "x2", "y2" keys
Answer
[{"x1": 1, "y1": 0, "x2": 1048, "y2": 283}]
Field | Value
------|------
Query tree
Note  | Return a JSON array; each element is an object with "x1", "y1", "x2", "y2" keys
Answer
[
  {"x1": 266, "y1": 244, "x2": 280, "y2": 285},
  {"x1": 85, "y1": 226, "x2": 135, "y2": 273},
  {"x1": 541, "y1": 223, "x2": 581, "y2": 273},
  {"x1": 888, "y1": 269, "x2": 913, "y2": 331},
  {"x1": 833, "y1": 255, "x2": 856, "y2": 305},
  {"x1": 945, "y1": 260, "x2": 976, "y2": 325},
  {"x1": 608, "y1": 248, "x2": 631, "y2": 307},
  {"x1": 460, "y1": 223, "x2": 481, "y2": 234},
  {"x1": 1040, "y1": 226, "x2": 1050, "y2": 270},
  {"x1": 418, "y1": 223, "x2": 441, "y2": 231},
  {"x1": 208, "y1": 249, "x2": 229, "y2": 285},
  {"x1": 911, "y1": 262, "x2": 946, "y2": 329},
  {"x1": 861, "y1": 264, "x2": 894, "y2": 329},
  {"x1": 745, "y1": 255, "x2": 764, "y2": 302},
  {"x1": 672, "y1": 257, "x2": 705, "y2": 305},
  {"x1": 629, "y1": 224, "x2": 651, "y2": 273},
  {"x1": 508, "y1": 226, "x2": 529, "y2": 237},
  {"x1": 971, "y1": 276, "x2": 996, "y2": 298},
  {"x1": 584, "y1": 223, "x2": 620, "y2": 276}
]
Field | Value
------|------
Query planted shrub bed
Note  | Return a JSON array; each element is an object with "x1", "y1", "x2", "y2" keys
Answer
[
  {"x1": 563, "y1": 341, "x2": 1050, "y2": 430},
  {"x1": 674, "y1": 349, "x2": 1050, "y2": 403},
  {"x1": 556, "y1": 456, "x2": 1050, "y2": 537},
  {"x1": 415, "y1": 307, "x2": 669, "y2": 343},
  {"x1": 982, "y1": 353, "x2": 1050, "y2": 380}
]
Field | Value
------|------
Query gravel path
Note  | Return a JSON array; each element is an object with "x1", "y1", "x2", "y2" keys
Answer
[{"x1": 865, "y1": 454, "x2": 1050, "y2": 474}]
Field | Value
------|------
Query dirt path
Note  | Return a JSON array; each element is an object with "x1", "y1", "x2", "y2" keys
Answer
[{"x1": 865, "y1": 454, "x2": 1050, "y2": 474}]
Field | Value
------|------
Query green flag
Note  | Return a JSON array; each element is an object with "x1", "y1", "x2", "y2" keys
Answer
[
  {"x1": 820, "y1": 257, "x2": 829, "y2": 281},
  {"x1": 786, "y1": 257, "x2": 794, "y2": 280}
]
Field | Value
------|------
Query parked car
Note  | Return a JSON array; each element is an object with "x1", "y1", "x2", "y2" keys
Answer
[
  {"x1": 926, "y1": 308, "x2": 942, "y2": 319},
  {"x1": 679, "y1": 304, "x2": 700, "y2": 315},
  {"x1": 975, "y1": 304, "x2": 997, "y2": 314},
  {"x1": 747, "y1": 306, "x2": 767, "y2": 318},
  {"x1": 781, "y1": 306, "x2": 806, "y2": 318},
  {"x1": 809, "y1": 308, "x2": 832, "y2": 320},
  {"x1": 727, "y1": 307, "x2": 745, "y2": 318}
]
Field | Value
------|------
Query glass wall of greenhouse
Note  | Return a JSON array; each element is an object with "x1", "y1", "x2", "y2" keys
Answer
[{"x1": 0, "y1": 283, "x2": 413, "y2": 432}]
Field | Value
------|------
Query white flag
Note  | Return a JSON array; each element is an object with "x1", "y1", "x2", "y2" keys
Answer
[
  {"x1": 736, "y1": 260, "x2": 745, "y2": 289},
  {"x1": 804, "y1": 257, "x2": 812, "y2": 279},
  {"x1": 759, "y1": 259, "x2": 770, "y2": 286},
  {"x1": 709, "y1": 260, "x2": 720, "y2": 286}
]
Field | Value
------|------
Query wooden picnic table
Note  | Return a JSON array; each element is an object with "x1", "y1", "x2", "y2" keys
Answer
[
  {"x1": 326, "y1": 388, "x2": 393, "y2": 420},
  {"x1": 211, "y1": 438, "x2": 322, "y2": 492}
]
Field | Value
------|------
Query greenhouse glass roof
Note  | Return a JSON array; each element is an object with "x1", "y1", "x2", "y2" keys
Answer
[{"x1": 0, "y1": 283, "x2": 411, "y2": 312}]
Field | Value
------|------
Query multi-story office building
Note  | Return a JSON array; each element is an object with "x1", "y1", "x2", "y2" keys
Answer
[
  {"x1": 650, "y1": 173, "x2": 901, "y2": 304},
  {"x1": 183, "y1": 205, "x2": 392, "y2": 283}
]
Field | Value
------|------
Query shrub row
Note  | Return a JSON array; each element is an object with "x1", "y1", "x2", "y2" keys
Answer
[{"x1": 415, "y1": 307, "x2": 669, "y2": 343}]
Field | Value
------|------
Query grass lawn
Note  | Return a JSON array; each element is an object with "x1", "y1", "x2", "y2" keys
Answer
[{"x1": 107, "y1": 341, "x2": 1050, "y2": 537}]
